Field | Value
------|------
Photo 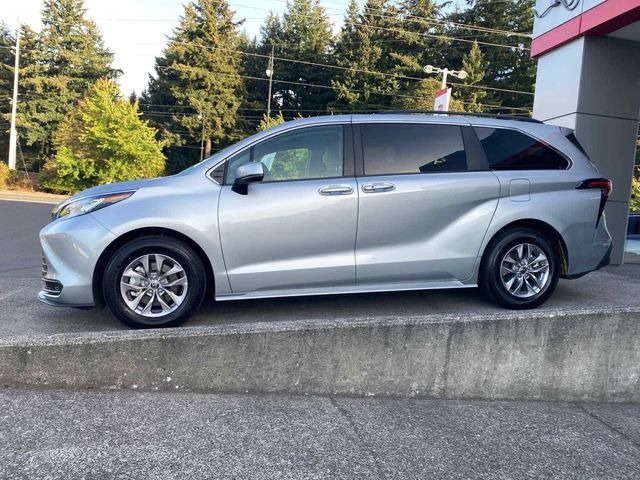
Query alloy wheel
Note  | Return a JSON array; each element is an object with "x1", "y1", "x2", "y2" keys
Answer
[
  {"x1": 499, "y1": 243, "x2": 550, "y2": 299},
  {"x1": 119, "y1": 253, "x2": 189, "y2": 317}
]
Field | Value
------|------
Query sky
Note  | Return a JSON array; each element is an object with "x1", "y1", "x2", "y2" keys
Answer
[{"x1": 0, "y1": 0, "x2": 363, "y2": 96}]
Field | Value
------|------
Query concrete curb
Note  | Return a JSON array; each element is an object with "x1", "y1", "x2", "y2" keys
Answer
[{"x1": 1, "y1": 306, "x2": 639, "y2": 402}]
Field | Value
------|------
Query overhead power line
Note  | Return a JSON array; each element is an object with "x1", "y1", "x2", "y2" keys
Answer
[
  {"x1": 151, "y1": 63, "x2": 532, "y2": 113},
  {"x1": 260, "y1": 0, "x2": 529, "y2": 50},
  {"x1": 361, "y1": 23, "x2": 529, "y2": 51},
  {"x1": 160, "y1": 40, "x2": 534, "y2": 97},
  {"x1": 270, "y1": 0, "x2": 531, "y2": 39},
  {"x1": 359, "y1": 5, "x2": 532, "y2": 39}
]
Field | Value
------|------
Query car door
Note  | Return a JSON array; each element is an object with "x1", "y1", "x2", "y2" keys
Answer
[
  {"x1": 354, "y1": 121, "x2": 500, "y2": 285},
  {"x1": 218, "y1": 123, "x2": 358, "y2": 295}
]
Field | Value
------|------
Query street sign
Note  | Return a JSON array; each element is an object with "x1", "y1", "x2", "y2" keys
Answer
[{"x1": 434, "y1": 87, "x2": 451, "y2": 112}]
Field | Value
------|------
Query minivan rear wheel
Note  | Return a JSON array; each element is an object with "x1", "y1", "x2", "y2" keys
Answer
[
  {"x1": 103, "y1": 236, "x2": 206, "y2": 328},
  {"x1": 479, "y1": 228, "x2": 559, "y2": 309}
]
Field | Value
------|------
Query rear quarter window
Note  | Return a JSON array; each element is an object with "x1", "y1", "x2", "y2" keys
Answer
[
  {"x1": 565, "y1": 132, "x2": 589, "y2": 157},
  {"x1": 474, "y1": 127, "x2": 569, "y2": 170}
]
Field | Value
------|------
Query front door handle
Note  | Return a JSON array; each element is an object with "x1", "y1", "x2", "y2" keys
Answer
[
  {"x1": 362, "y1": 182, "x2": 395, "y2": 193},
  {"x1": 319, "y1": 184, "x2": 354, "y2": 196}
]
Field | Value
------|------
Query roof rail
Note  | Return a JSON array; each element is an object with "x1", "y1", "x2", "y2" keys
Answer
[{"x1": 379, "y1": 110, "x2": 542, "y2": 124}]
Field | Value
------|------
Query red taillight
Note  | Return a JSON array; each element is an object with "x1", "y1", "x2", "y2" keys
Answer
[
  {"x1": 576, "y1": 178, "x2": 612, "y2": 198},
  {"x1": 576, "y1": 178, "x2": 612, "y2": 227}
]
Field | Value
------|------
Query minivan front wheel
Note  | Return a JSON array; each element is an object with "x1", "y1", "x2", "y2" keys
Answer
[
  {"x1": 480, "y1": 228, "x2": 559, "y2": 309},
  {"x1": 103, "y1": 236, "x2": 206, "y2": 328}
]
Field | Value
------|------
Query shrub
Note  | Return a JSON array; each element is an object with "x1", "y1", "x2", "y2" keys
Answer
[
  {"x1": 0, "y1": 161, "x2": 8, "y2": 189},
  {"x1": 631, "y1": 176, "x2": 640, "y2": 213}
]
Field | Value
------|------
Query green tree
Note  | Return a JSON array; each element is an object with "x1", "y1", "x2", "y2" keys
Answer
[
  {"x1": 42, "y1": 78, "x2": 165, "y2": 193},
  {"x1": 330, "y1": 0, "x2": 400, "y2": 112},
  {"x1": 19, "y1": 0, "x2": 117, "y2": 161},
  {"x1": 456, "y1": 41, "x2": 488, "y2": 112},
  {"x1": 237, "y1": 32, "x2": 267, "y2": 131},
  {"x1": 143, "y1": 0, "x2": 244, "y2": 173},
  {"x1": 393, "y1": 77, "x2": 464, "y2": 111},
  {"x1": 257, "y1": 111, "x2": 286, "y2": 131},
  {"x1": 244, "y1": 0, "x2": 333, "y2": 115},
  {"x1": 279, "y1": 0, "x2": 334, "y2": 111},
  {"x1": 388, "y1": 0, "x2": 446, "y2": 92},
  {"x1": 446, "y1": 0, "x2": 535, "y2": 112}
]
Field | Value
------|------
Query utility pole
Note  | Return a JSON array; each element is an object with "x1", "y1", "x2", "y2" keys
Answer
[
  {"x1": 8, "y1": 20, "x2": 20, "y2": 170},
  {"x1": 423, "y1": 64, "x2": 467, "y2": 112},
  {"x1": 265, "y1": 45, "x2": 274, "y2": 129},
  {"x1": 198, "y1": 112, "x2": 205, "y2": 162}
]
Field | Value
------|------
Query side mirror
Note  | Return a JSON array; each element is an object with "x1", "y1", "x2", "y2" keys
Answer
[{"x1": 232, "y1": 162, "x2": 265, "y2": 195}]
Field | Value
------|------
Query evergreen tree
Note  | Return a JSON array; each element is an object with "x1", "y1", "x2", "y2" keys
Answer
[
  {"x1": 502, "y1": 0, "x2": 536, "y2": 111},
  {"x1": 456, "y1": 41, "x2": 487, "y2": 112},
  {"x1": 445, "y1": 0, "x2": 535, "y2": 112},
  {"x1": 21, "y1": 0, "x2": 117, "y2": 159},
  {"x1": 237, "y1": 31, "x2": 269, "y2": 129},
  {"x1": 42, "y1": 78, "x2": 164, "y2": 193},
  {"x1": 257, "y1": 111, "x2": 286, "y2": 131},
  {"x1": 330, "y1": 0, "x2": 399, "y2": 112},
  {"x1": 393, "y1": 77, "x2": 464, "y2": 111},
  {"x1": 332, "y1": 0, "x2": 359, "y2": 63},
  {"x1": 143, "y1": 0, "x2": 244, "y2": 173},
  {"x1": 279, "y1": 0, "x2": 333, "y2": 111},
  {"x1": 246, "y1": 0, "x2": 333, "y2": 115},
  {"x1": 389, "y1": 0, "x2": 446, "y2": 93}
]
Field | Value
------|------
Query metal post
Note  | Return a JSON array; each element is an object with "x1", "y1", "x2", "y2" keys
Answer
[
  {"x1": 440, "y1": 69, "x2": 449, "y2": 111},
  {"x1": 8, "y1": 20, "x2": 20, "y2": 170},
  {"x1": 423, "y1": 64, "x2": 467, "y2": 113},
  {"x1": 440, "y1": 68, "x2": 448, "y2": 91},
  {"x1": 266, "y1": 45, "x2": 274, "y2": 129}
]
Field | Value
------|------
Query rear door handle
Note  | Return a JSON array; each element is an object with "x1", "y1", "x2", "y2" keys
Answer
[
  {"x1": 319, "y1": 184, "x2": 354, "y2": 196},
  {"x1": 362, "y1": 182, "x2": 395, "y2": 193}
]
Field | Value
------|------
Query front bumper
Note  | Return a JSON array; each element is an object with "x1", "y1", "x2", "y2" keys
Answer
[{"x1": 38, "y1": 213, "x2": 116, "y2": 307}]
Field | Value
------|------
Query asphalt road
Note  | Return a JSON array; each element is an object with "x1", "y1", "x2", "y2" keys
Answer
[{"x1": 1, "y1": 198, "x2": 640, "y2": 338}]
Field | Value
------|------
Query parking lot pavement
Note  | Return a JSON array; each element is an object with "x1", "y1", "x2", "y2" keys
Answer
[
  {"x1": 1, "y1": 387, "x2": 639, "y2": 480},
  {"x1": 2, "y1": 198, "x2": 639, "y2": 338}
]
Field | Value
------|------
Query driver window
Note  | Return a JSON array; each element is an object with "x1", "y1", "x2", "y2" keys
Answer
[{"x1": 226, "y1": 125, "x2": 344, "y2": 184}]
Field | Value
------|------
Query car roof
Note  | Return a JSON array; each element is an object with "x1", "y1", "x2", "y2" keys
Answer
[{"x1": 276, "y1": 112, "x2": 558, "y2": 132}]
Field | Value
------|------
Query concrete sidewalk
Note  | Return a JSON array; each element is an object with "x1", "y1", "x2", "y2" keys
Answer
[{"x1": 1, "y1": 388, "x2": 639, "y2": 479}]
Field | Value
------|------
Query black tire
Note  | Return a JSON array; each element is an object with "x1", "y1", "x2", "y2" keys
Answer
[
  {"x1": 479, "y1": 228, "x2": 560, "y2": 309},
  {"x1": 103, "y1": 236, "x2": 207, "y2": 328}
]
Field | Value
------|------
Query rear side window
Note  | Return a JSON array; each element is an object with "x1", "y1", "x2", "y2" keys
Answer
[
  {"x1": 474, "y1": 127, "x2": 569, "y2": 170},
  {"x1": 361, "y1": 123, "x2": 467, "y2": 176}
]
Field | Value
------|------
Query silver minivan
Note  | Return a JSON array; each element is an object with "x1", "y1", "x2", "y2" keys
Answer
[{"x1": 39, "y1": 113, "x2": 612, "y2": 328}]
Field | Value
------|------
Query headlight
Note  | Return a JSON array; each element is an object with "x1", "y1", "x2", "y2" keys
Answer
[{"x1": 51, "y1": 191, "x2": 135, "y2": 221}]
